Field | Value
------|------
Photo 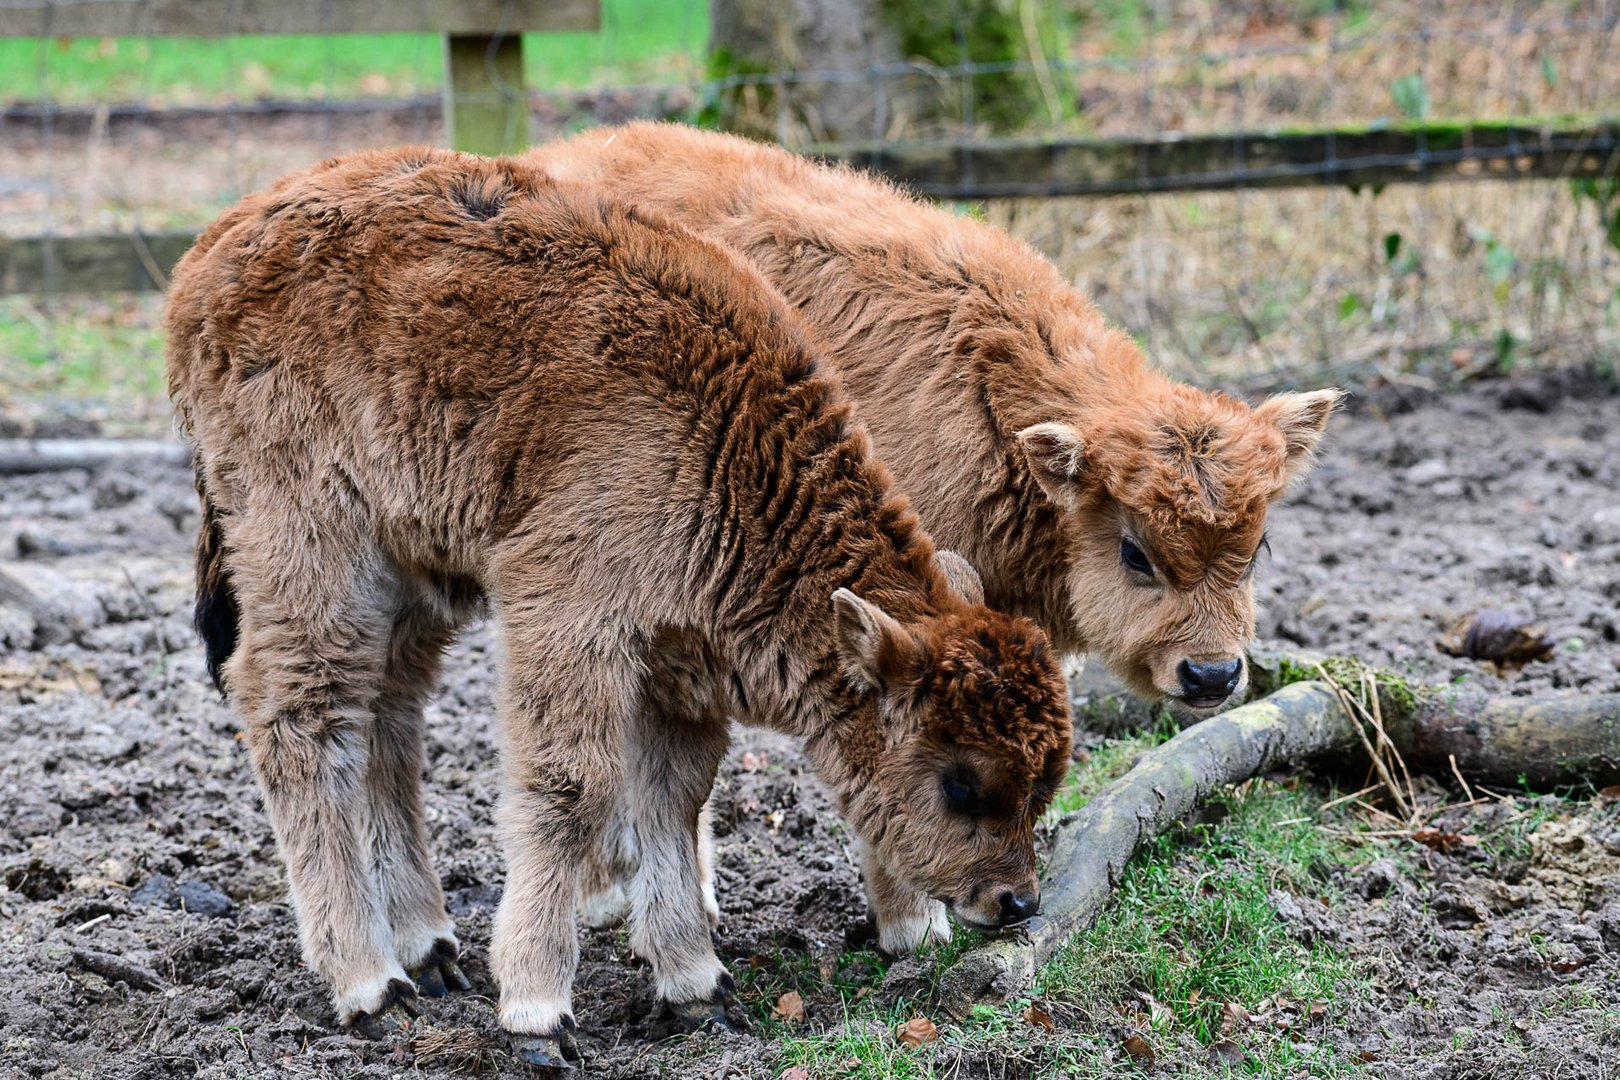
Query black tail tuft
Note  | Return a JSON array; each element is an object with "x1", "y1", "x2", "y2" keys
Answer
[{"x1": 193, "y1": 478, "x2": 239, "y2": 694}]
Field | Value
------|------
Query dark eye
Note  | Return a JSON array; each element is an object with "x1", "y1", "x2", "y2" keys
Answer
[
  {"x1": 941, "y1": 772, "x2": 977, "y2": 814},
  {"x1": 1120, "y1": 538, "x2": 1153, "y2": 577}
]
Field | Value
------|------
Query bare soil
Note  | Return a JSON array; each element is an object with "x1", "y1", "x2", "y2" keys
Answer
[{"x1": 1, "y1": 371, "x2": 1617, "y2": 1079}]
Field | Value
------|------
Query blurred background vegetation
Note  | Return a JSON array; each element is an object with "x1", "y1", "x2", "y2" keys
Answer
[{"x1": 2, "y1": 0, "x2": 1616, "y2": 435}]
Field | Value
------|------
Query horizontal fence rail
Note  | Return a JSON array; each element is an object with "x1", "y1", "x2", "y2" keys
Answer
[
  {"x1": 1, "y1": 0, "x2": 601, "y2": 156},
  {"x1": 828, "y1": 120, "x2": 1620, "y2": 199},
  {"x1": 4, "y1": 119, "x2": 1616, "y2": 295},
  {"x1": 0, "y1": 0, "x2": 598, "y2": 36}
]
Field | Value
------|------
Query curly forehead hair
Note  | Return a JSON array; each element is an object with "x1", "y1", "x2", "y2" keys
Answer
[{"x1": 921, "y1": 612, "x2": 1072, "y2": 783}]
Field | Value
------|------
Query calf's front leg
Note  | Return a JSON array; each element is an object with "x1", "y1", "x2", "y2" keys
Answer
[{"x1": 860, "y1": 844, "x2": 952, "y2": 956}]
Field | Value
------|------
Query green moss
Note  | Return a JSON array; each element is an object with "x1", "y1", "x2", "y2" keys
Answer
[
  {"x1": 879, "y1": 0, "x2": 1067, "y2": 132},
  {"x1": 1249, "y1": 648, "x2": 1426, "y2": 719}
]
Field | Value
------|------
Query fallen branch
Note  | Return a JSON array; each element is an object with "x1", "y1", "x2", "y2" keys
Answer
[
  {"x1": 0, "y1": 438, "x2": 189, "y2": 474},
  {"x1": 942, "y1": 659, "x2": 1620, "y2": 1012},
  {"x1": 939, "y1": 680, "x2": 1353, "y2": 1014}
]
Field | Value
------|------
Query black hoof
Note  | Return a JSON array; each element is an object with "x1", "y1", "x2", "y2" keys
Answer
[
  {"x1": 668, "y1": 987, "x2": 733, "y2": 1034},
  {"x1": 511, "y1": 1018, "x2": 580, "y2": 1072},
  {"x1": 348, "y1": 978, "x2": 421, "y2": 1040},
  {"x1": 410, "y1": 939, "x2": 472, "y2": 998}
]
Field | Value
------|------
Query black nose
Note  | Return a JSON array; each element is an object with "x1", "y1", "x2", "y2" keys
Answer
[
  {"x1": 1177, "y1": 657, "x2": 1243, "y2": 701},
  {"x1": 998, "y1": 889, "x2": 1040, "y2": 924}
]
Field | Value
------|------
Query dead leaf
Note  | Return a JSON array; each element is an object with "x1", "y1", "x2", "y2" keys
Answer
[
  {"x1": 1308, "y1": 999, "x2": 1327, "y2": 1019},
  {"x1": 749, "y1": 953, "x2": 770, "y2": 971},
  {"x1": 1186, "y1": 988, "x2": 1202, "y2": 1006},
  {"x1": 1436, "y1": 609, "x2": 1555, "y2": 670},
  {"x1": 1220, "y1": 1002, "x2": 1250, "y2": 1034},
  {"x1": 741, "y1": 751, "x2": 769, "y2": 772},
  {"x1": 854, "y1": 986, "x2": 871, "y2": 1001},
  {"x1": 1354, "y1": 1049, "x2": 1379, "y2": 1063},
  {"x1": 1548, "y1": 957, "x2": 1586, "y2": 974},
  {"x1": 1207, "y1": 1039, "x2": 1245, "y2": 1067},
  {"x1": 1121, "y1": 1034, "x2": 1155, "y2": 1068},
  {"x1": 779, "y1": 1068, "x2": 811, "y2": 1080},
  {"x1": 1596, "y1": 785, "x2": 1620, "y2": 804},
  {"x1": 1411, "y1": 829, "x2": 1468, "y2": 853},
  {"x1": 896, "y1": 1017, "x2": 938, "y2": 1048},
  {"x1": 773, "y1": 991, "x2": 805, "y2": 1023},
  {"x1": 817, "y1": 954, "x2": 838, "y2": 984},
  {"x1": 1022, "y1": 1003, "x2": 1055, "y2": 1032}
]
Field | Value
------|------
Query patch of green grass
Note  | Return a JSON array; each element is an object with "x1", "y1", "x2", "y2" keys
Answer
[
  {"x1": 768, "y1": 779, "x2": 1377, "y2": 1078},
  {"x1": 0, "y1": 0, "x2": 706, "y2": 106},
  {"x1": 1038, "y1": 781, "x2": 1367, "y2": 1061},
  {"x1": 0, "y1": 295, "x2": 170, "y2": 433},
  {"x1": 1474, "y1": 794, "x2": 1572, "y2": 865}
]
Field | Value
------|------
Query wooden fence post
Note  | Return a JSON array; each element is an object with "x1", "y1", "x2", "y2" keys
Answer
[{"x1": 444, "y1": 33, "x2": 528, "y2": 157}]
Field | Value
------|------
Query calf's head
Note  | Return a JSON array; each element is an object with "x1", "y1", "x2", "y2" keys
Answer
[
  {"x1": 828, "y1": 577, "x2": 1072, "y2": 931},
  {"x1": 1017, "y1": 381, "x2": 1340, "y2": 713}
]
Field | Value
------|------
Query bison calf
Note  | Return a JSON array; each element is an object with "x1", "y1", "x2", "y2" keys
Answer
[{"x1": 165, "y1": 148, "x2": 1072, "y2": 1065}]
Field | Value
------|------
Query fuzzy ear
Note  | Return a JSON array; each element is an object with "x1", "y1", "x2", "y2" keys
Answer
[
  {"x1": 832, "y1": 588, "x2": 914, "y2": 693},
  {"x1": 1015, "y1": 422, "x2": 1086, "y2": 509},
  {"x1": 1256, "y1": 388, "x2": 1342, "y2": 483},
  {"x1": 935, "y1": 550, "x2": 985, "y2": 606}
]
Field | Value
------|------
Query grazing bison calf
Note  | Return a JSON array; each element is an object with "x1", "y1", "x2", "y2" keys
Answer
[{"x1": 165, "y1": 147, "x2": 1072, "y2": 1066}]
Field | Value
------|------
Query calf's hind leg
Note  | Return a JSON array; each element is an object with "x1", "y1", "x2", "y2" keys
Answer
[
  {"x1": 491, "y1": 611, "x2": 635, "y2": 1068},
  {"x1": 369, "y1": 602, "x2": 470, "y2": 997},
  {"x1": 226, "y1": 516, "x2": 414, "y2": 1029},
  {"x1": 625, "y1": 698, "x2": 731, "y2": 1028}
]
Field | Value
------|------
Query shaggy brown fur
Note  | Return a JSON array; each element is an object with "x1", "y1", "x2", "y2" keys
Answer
[
  {"x1": 165, "y1": 147, "x2": 1071, "y2": 1053},
  {"x1": 528, "y1": 122, "x2": 1341, "y2": 709}
]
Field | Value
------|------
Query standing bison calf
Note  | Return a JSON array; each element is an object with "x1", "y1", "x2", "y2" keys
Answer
[{"x1": 165, "y1": 147, "x2": 1072, "y2": 1065}]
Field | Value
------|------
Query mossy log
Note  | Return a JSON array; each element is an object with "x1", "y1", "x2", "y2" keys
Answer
[
  {"x1": 1244, "y1": 644, "x2": 1620, "y2": 790},
  {"x1": 942, "y1": 669, "x2": 1620, "y2": 1012},
  {"x1": 1409, "y1": 694, "x2": 1620, "y2": 789}
]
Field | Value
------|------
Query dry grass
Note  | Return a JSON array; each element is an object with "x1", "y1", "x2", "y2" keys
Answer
[
  {"x1": 1, "y1": 0, "x2": 1616, "y2": 408},
  {"x1": 988, "y1": 175, "x2": 1620, "y2": 388},
  {"x1": 1059, "y1": 0, "x2": 1620, "y2": 140}
]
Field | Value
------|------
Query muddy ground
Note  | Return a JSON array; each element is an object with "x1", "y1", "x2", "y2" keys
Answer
[{"x1": 1, "y1": 370, "x2": 1618, "y2": 1079}]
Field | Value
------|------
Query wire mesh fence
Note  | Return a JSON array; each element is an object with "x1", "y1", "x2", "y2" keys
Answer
[{"x1": 1, "y1": 0, "x2": 1616, "y2": 436}]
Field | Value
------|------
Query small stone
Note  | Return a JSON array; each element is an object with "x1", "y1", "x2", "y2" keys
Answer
[
  {"x1": 1402, "y1": 458, "x2": 1450, "y2": 486},
  {"x1": 1584, "y1": 507, "x2": 1620, "y2": 547},
  {"x1": 1358, "y1": 858, "x2": 1400, "y2": 900},
  {"x1": 130, "y1": 874, "x2": 176, "y2": 908},
  {"x1": 97, "y1": 858, "x2": 133, "y2": 885},
  {"x1": 175, "y1": 879, "x2": 232, "y2": 918}
]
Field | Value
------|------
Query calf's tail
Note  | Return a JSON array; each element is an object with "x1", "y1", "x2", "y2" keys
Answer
[{"x1": 193, "y1": 471, "x2": 240, "y2": 694}]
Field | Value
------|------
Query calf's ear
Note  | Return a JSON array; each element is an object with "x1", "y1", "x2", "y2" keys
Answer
[
  {"x1": 832, "y1": 588, "x2": 916, "y2": 693},
  {"x1": 1015, "y1": 422, "x2": 1086, "y2": 510},
  {"x1": 935, "y1": 550, "x2": 985, "y2": 606},
  {"x1": 1255, "y1": 388, "x2": 1343, "y2": 483}
]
